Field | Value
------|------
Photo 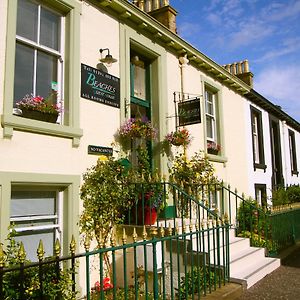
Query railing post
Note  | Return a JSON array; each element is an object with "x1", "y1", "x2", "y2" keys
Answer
[
  {"x1": 37, "y1": 240, "x2": 45, "y2": 300},
  {"x1": 84, "y1": 236, "x2": 91, "y2": 300},
  {"x1": 151, "y1": 227, "x2": 159, "y2": 299},
  {"x1": 0, "y1": 243, "x2": 4, "y2": 300}
]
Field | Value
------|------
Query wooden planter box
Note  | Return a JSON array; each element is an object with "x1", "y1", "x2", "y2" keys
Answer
[{"x1": 21, "y1": 109, "x2": 58, "y2": 123}]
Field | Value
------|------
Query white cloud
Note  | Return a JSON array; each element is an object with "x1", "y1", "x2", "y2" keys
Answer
[
  {"x1": 177, "y1": 21, "x2": 202, "y2": 39},
  {"x1": 254, "y1": 37, "x2": 300, "y2": 62},
  {"x1": 227, "y1": 22, "x2": 275, "y2": 49},
  {"x1": 255, "y1": 65, "x2": 300, "y2": 121},
  {"x1": 262, "y1": 0, "x2": 300, "y2": 21}
]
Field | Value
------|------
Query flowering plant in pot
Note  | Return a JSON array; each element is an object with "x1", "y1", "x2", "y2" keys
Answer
[
  {"x1": 207, "y1": 141, "x2": 221, "y2": 154},
  {"x1": 165, "y1": 128, "x2": 192, "y2": 147},
  {"x1": 16, "y1": 93, "x2": 60, "y2": 123}
]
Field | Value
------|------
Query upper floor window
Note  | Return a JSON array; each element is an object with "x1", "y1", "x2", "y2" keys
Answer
[
  {"x1": 14, "y1": 0, "x2": 63, "y2": 121},
  {"x1": 250, "y1": 106, "x2": 266, "y2": 170},
  {"x1": 205, "y1": 88, "x2": 221, "y2": 155},
  {"x1": 288, "y1": 129, "x2": 298, "y2": 175}
]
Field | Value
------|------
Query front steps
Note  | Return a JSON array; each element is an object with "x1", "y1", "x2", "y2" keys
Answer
[
  {"x1": 158, "y1": 219, "x2": 281, "y2": 289},
  {"x1": 227, "y1": 234, "x2": 280, "y2": 288}
]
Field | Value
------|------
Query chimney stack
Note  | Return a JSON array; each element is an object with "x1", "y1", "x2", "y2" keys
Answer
[
  {"x1": 133, "y1": 0, "x2": 177, "y2": 34},
  {"x1": 223, "y1": 60, "x2": 253, "y2": 88}
]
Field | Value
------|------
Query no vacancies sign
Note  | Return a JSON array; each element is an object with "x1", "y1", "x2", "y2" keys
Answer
[{"x1": 81, "y1": 64, "x2": 120, "y2": 108}]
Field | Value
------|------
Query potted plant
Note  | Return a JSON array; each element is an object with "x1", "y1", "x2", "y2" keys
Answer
[
  {"x1": 207, "y1": 141, "x2": 221, "y2": 155},
  {"x1": 16, "y1": 93, "x2": 61, "y2": 123},
  {"x1": 164, "y1": 128, "x2": 192, "y2": 147}
]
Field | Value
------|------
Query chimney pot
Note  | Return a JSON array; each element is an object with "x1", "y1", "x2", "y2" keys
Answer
[
  {"x1": 153, "y1": 0, "x2": 159, "y2": 10},
  {"x1": 243, "y1": 60, "x2": 249, "y2": 73},
  {"x1": 237, "y1": 62, "x2": 242, "y2": 74}
]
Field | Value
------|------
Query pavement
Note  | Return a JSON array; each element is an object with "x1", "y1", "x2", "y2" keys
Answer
[{"x1": 207, "y1": 242, "x2": 300, "y2": 300}]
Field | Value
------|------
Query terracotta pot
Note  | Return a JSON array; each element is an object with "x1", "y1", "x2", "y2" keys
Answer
[{"x1": 139, "y1": 206, "x2": 157, "y2": 225}]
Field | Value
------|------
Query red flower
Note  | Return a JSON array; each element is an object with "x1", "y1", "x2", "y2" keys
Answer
[{"x1": 94, "y1": 277, "x2": 113, "y2": 292}]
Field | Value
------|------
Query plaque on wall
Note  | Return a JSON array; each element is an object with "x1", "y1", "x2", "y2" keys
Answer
[{"x1": 81, "y1": 64, "x2": 120, "y2": 108}]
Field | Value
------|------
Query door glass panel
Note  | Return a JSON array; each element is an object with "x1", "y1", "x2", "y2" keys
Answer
[
  {"x1": 36, "y1": 51, "x2": 57, "y2": 98},
  {"x1": 40, "y1": 7, "x2": 60, "y2": 51},
  {"x1": 17, "y1": 0, "x2": 38, "y2": 42},
  {"x1": 13, "y1": 43, "x2": 34, "y2": 105},
  {"x1": 133, "y1": 65, "x2": 146, "y2": 100}
]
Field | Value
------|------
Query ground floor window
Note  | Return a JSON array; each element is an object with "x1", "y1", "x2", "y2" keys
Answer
[
  {"x1": 10, "y1": 188, "x2": 62, "y2": 261},
  {"x1": 254, "y1": 184, "x2": 267, "y2": 207}
]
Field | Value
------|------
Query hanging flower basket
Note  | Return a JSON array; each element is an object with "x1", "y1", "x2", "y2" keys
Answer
[{"x1": 165, "y1": 128, "x2": 191, "y2": 147}]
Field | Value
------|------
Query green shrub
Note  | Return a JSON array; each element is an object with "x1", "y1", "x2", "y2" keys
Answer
[
  {"x1": 2, "y1": 232, "x2": 76, "y2": 300},
  {"x1": 272, "y1": 185, "x2": 300, "y2": 206},
  {"x1": 286, "y1": 185, "x2": 300, "y2": 204},
  {"x1": 178, "y1": 267, "x2": 220, "y2": 298}
]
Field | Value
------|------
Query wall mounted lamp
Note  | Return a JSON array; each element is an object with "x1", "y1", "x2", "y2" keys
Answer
[{"x1": 99, "y1": 48, "x2": 117, "y2": 67}]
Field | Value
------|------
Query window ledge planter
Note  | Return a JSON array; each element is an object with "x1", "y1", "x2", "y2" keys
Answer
[
  {"x1": 21, "y1": 109, "x2": 59, "y2": 123},
  {"x1": 207, "y1": 148, "x2": 219, "y2": 155}
]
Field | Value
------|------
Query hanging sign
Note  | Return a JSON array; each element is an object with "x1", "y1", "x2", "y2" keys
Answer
[
  {"x1": 178, "y1": 97, "x2": 201, "y2": 126},
  {"x1": 81, "y1": 64, "x2": 120, "y2": 108}
]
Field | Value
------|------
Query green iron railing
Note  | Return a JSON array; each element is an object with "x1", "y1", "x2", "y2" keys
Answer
[{"x1": 0, "y1": 220, "x2": 230, "y2": 299}]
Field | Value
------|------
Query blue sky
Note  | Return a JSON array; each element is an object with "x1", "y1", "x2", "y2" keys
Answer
[{"x1": 173, "y1": 0, "x2": 300, "y2": 121}]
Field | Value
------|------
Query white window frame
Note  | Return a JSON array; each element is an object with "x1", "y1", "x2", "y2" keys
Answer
[
  {"x1": 205, "y1": 89, "x2": 217, "y2": 142},
  {"x1": 10, "y1": 188, "x2": 63, "y2": 259},
  {"x1": 14, "y1": 1, "x2": 65, "y2": 122}
]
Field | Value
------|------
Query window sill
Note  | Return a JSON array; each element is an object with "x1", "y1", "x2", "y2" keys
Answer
[
  {"x1": 292, "y1": 171, "x2": 299, "y2": 176},
  {"x1": 1, "y1": 114, "x2": 83, "y2": 147},
  {"x1": 254, "y1": 163, "x2": 267, "y2": 172},
  {"x1": 207, "y1": 152, "x2": 227, "y2": 163}
]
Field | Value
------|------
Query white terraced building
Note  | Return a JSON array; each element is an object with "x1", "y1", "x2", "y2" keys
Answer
[{"x1": 0, "y1": 0, "x2": 299, "y2": 294}]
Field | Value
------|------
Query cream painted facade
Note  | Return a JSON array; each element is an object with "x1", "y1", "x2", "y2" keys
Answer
[{"x1": 1, "y1": 0, "x2": 300, "y2": 264}]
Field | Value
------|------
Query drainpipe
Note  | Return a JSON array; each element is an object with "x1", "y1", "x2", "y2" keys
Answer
[
  {"x1": 178, "y1": 55, "x2": 189, "y2": 101},
  {"x1": 178, "y1": 55, "x2": 189, "y2": 157}
]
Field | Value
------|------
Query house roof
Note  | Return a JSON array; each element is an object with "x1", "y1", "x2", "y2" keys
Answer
[
  {"x1": 246, "y1": 90, "x2": 300, "y2": 132},
  {"x1": 96, "y1": 0, "x2": 300, "y2": 132}
]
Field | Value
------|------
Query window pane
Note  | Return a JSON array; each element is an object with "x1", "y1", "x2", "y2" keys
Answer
[
  {"x1": 17, "y1": 0, "x2": 38, "y2": 42},
  {"x1": 206, "y1": 116, "x2": 214, "y2": 139},
  {"x1": 40, "y1": 7, "x2": 60, "y2": 50},
  {"x1": 15, "y1": 231, "x2": 54, "y2": 261},
  {"x1": 11, "y1": 191, "x2": 56, "y2": 217},
  {"x1": 13, "y1": 43, "x2": 34, "y2": 105},
  {"x1": 133, "y1": 65, "x2": 146, "y2": 100},
  {"x1": 36, "y1": 51, "x2": 58, "y2": 98}
]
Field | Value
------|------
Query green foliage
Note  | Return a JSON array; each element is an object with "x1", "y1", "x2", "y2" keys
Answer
[
  {"x1": 80, "y1": 157, "x2": 137, "y2": 244},
  {"x1": 238, "y1": 231, "x2": 279, "y2": 254},
  {"x1": 169, "y1": 151, "x2": 218, "y2": 186},
  {"x1": 272, "y1": 185, "x2": 300, "y2": 206},
  {"x1": 2, "y1": 232, "x2": 76, "y2": 300},
  {"x1": 178, "y1": 267, "x2": 220, "y2": 298}
]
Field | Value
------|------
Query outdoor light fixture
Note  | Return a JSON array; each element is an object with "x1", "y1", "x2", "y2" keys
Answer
[{"x1": 99, "y1": 48, "x2": 117, "y2": 67}]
